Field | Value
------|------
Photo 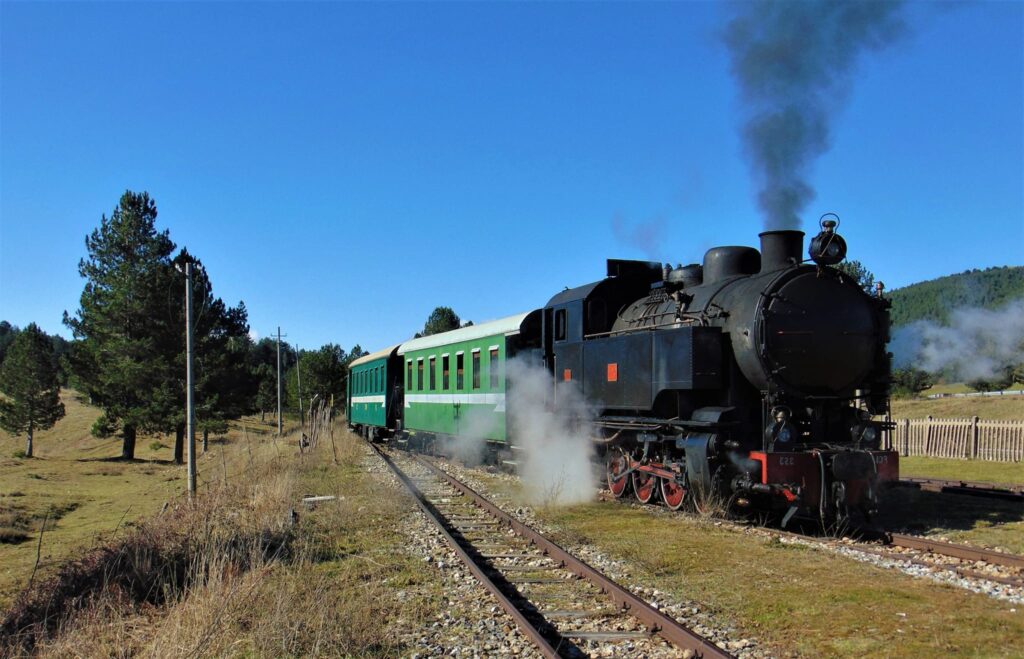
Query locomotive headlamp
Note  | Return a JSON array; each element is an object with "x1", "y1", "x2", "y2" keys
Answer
[
  {"x1": 808, "y1": 213, "x2": 847, "y2": 266},
  {"x1": 861, "y1": 425, "x2": 879, "y2": 449},
  {"x1": 765, "y1": 406, "x2": 794, "y2": 449},
  {"x1": 852, "y1": 422, "x2": 880, "y2": 449}
]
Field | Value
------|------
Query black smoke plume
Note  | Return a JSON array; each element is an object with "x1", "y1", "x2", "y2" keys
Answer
[{"x1": 724, "y1": 1, "x2": 907, "y2": 229}]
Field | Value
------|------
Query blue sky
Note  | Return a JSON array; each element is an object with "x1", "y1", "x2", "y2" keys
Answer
[{"x1": 1, "y1": 1, "x2": 1021, "y2": 352}]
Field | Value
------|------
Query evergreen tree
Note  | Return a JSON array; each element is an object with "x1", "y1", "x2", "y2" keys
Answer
[
  {"x1": 422, "y1": 307, "x2": 461, "y2": 337},
  {"x1": 0, "y1": 324, "x2": 66, "y2": 457},
  {"x1": 254, "y1": 363, "x2": 277, "y2": 422},
  {"x1": 0, "y1": 321, "x2": 18, "y2": 365},
  {"x1": 64, "y1": 191, "x2": 177, "y2": 460},
  {"x1": 891, "y1": 367, "x2": 933, "y2": 398},
  {"x1": 834, "y1": 260, "x2": 876, "y2": 296}
]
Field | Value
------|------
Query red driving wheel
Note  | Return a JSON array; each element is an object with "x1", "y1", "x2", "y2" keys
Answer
[
  {"x1": 606, "y1": 452, "x2": 631, "y2": 498},
  {"x1": 661, "y1": 477, "x2": 686, "y2": 511},
  {"x1": 632, "y1": 469, "x2": 658, "y2": 504}
]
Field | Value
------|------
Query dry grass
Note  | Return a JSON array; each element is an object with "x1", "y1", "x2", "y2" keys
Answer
[
  {"x1": 0, "y1": 391, "x2": 298, "y2": 611},
  {"x1": 2, "y1": 419, "x2": 445, "y2": 658},
  {"x1": 891, "y1": 394, "x2": 1024, "y2": 420},
  {"x1": 920, "y1": 383, "x2": 976, "y2": 396}
]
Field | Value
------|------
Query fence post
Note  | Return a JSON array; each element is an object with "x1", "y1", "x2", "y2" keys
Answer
[
  {"x1": 903, "y1": 419, "x2": 910, "y2": 457},
  {"x1": 971, "y1": 416, "x2": 980, "y2": 460},
  {"x1": 925, "y1": 415, "x2": 933, "y2": 456}
]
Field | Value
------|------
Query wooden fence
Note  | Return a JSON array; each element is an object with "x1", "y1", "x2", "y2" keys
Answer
[{"x1": 885, "y1": 416, "x2": 1024, "y2": 462}]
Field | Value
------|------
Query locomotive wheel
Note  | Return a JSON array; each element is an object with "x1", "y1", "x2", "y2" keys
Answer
[
  {"x1": 606, "y1": 452, "x2": 631, "y2": 498},
  {"x1": 660, "y1": 477, "x2": 686, "y2": 511},
  {"x1": 632, "y1": 470, "x2": 658, "y2": 504}
]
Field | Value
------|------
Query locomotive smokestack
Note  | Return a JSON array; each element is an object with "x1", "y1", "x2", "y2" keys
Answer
[{"x1": 759, "y1": 230, "x2": 804, "y2": 272}]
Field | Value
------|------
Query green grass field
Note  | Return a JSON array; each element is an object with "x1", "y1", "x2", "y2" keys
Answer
[{"x1": 899, "y1": 456, "x2": 1024, "y2": 485}]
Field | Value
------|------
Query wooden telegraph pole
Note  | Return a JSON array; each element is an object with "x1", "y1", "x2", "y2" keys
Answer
[
  {"x1": 296, "y1": 344, "x2": 303, "y2": 429},
  {"x1": 185, "y1": 262, "x2": 197, "y2": 498}
]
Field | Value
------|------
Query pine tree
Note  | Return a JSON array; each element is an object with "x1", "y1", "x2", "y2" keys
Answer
[
  {"x1": 833, "y1": 260, "x2": 876, "y2": 296},
  {"x1": 64, "y1": 191, "x2": 177, "y2": 460},
  {"x1": 422, "y1": 307, "x2": 461, "y2": 336},
  {"x1": 0, "y1": 324, "x2": 66, "y2": 457}
]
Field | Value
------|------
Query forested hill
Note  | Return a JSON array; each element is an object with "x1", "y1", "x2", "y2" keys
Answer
[{"x1": 888, "y1": 265, "x2": 1024, "y2": 327}]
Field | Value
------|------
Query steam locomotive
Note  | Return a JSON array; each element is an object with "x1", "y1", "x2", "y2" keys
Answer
[{"x1": 348, "y1": 216, "x2": 898, "y2": 525}]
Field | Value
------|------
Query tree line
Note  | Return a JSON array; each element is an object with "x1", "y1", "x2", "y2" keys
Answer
[
  {"x1": 887, "y1": 265, "x2": 1024, "y2": 327},
  {"x1": 0, "y1": 191, "x2": 365, "y2": 460}
]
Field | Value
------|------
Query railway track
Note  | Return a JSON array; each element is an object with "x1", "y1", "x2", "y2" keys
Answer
[
  {"x1": 367, "y1": 442, "x2": 732, "y2": 659},
  {"x1": 895, "y1": 477, "x2": 1024, "y2": 502},
  {"x1": 590, "y1": 472, "x2": 1024, "y2": 591}
]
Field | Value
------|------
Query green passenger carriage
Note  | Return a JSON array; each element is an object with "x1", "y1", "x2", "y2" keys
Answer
[
  {"x1": 396, "y1": 312, "x2": 542, "y2": 447},
  {"x1": 346, "y1": 344, "x2": 402, "y2": 440}
]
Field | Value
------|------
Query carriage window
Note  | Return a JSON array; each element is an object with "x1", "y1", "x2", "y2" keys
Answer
[
  {"x1": 456, "y1": 353, "x2": 464, "y2": 389},
  {"x1": 442, "y1": 355, "x2": 450, "y2": 390},
  {"x1": 376, "y1": 367, "x2": 381, "y2": 392},
  {"x1": 472, "y1": 351, "x2": 481, "y2": 389},
  {"x1": 489, "y1": 349, "x2": 499, "y2": 388},
  {"x1": 407, "y1": 361, "x2": 412, "y2": 389},
  {"x1": 555, "y1": 309, "x2": 567, "y2": 341},
  {"x1": 417, "y1": 359, "x2": 424, "y2": 390},
  {"x1": 429, "y1": 356, "x2": 436, "y2": 390}
]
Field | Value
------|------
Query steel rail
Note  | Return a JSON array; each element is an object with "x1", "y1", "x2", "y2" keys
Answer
[
  {"x1": 366, "y1": 443, "x2": 560, "y2": 658},
  {"x1": 888, "y1": 534, "x2": 1024, "y2": 571},
  {"x1": 415, "y1": 454, "x2": 733, "y2": 659},
  {"x1": 896, "y1": 477, "x2": 1023, "y2": 502},
  {"x1": 849, "y1": 543, "x2": 1024, "y2": 587}
]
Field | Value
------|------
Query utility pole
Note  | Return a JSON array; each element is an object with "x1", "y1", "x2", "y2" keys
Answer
[
  {"x1": 276, "y1": 326, "x2": 283, "y2": 436},
  {"x1": 296, "y1": 344, "x2": 303, "y2": 429},
  {"x1": 185, "y1": 262, "x2": 197, "y2": 498}
]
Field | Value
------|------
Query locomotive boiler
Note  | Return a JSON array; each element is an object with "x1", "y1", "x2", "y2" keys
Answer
[{"x1": 545, "y1": 216, "x2": 897, "y2": 525}]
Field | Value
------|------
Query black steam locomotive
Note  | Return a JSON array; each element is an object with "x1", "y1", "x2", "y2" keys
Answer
[
  {"x1": 350, "y1": 216, "x2": 897, "y2": 525},
  {"x1": 555, "y1": 217, "x2": 897, "y2": 524}
]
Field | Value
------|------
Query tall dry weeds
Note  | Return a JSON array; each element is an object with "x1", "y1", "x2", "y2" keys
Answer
[
  {"x1": 2, "y1": 433, "x2": 297, "y2": 658},
  {"x1": 6, "y1": 422, "x2": 417, "y2": 658}
]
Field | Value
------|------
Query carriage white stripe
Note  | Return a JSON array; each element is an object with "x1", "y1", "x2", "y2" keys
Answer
[
  {"x1": 351, "y1": 395, "x2": 385, "y2": 407},
  {"x1": 404, "y1": 392, "x2": 505, "y2": 412}
]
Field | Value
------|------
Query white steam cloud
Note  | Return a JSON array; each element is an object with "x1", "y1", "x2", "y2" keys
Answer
[
  {"x1": 506, "y1": 358, "x2": 597, "y2": 507},
  {"x1": 447, "y1": 407, "x2": 493, "y2": 467},
  {"x1": 891, "y1": 299, "x2": 1024, "y2": 381}
]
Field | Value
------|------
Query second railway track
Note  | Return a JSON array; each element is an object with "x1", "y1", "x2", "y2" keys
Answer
[
  {"x1": 367, "y1": 442, "x2": 732, "y2": 659},
  {"x1": 895, "y1": 477, "x2": 1024, "y2": 502}
]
